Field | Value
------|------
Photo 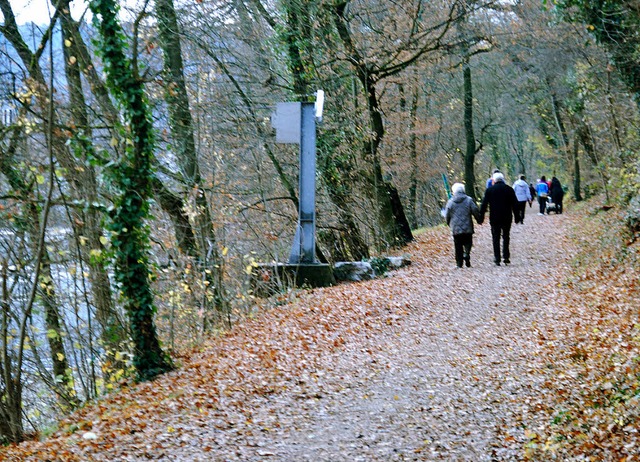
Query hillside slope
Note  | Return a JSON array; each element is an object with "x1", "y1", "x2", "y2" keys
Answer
[{"x1": 2, "y1": 204, "x2": 638, "y2": 461}]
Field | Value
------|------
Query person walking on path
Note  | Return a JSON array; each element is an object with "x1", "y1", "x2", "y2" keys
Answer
[
  {"x1": 536, "y1": 176, "x2": 550, "y2": 215},
  {"x1": 480, "y1": 172, "x2": 518, "y2": 266},
  {"x1": 512, "y1": 174, "x2": 532, "y2": 224},
  {"x1": 486, "y1": 169, "x2": 500, "y2": 189},
  {"x1": 529, "y1": 182, "x2": 536, "y2": 205},
  {"x1": 550, "y1": 176, "x2": 564, "y2": 214},
  {"x1": 445, "y1": 183, "x2": 483, "y2": 268}
]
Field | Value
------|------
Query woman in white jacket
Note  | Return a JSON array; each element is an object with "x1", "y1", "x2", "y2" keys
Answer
[{"x1": 512, "y1": 175, "x2": 532, "y2": 224}]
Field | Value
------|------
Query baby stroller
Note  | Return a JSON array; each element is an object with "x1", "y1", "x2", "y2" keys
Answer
[{"x1": 546, "y1": 196, "x2": 560, "y2": 214}]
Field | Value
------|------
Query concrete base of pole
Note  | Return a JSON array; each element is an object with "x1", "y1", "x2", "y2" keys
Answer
[{"x1": 251, "y1": 263, "x2": 335, "y2": 297}]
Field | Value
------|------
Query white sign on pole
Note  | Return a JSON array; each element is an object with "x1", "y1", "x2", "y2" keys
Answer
[
  {"x1": 315, "y1": 90, "x2": 324, "y2": 121},
  {"x1": 272, "y1": 102, "x2": 301, "y2": 144}
]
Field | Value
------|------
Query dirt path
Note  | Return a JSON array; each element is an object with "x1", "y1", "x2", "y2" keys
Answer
[
  {"x1": 172, "y1": 211, "x2": 570, "y2": 461},
  {"x1": 2, "y1": 210, "x2": 573, "y2": 462}
]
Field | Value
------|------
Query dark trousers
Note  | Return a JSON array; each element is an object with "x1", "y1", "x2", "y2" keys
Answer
[
  {"x1": 453, "y1": 233, "x2": 473, "y2": 267},
  {"x1": 515, "y1": 201, "x2": 527, "y2": 223},
  {"x1": 490, "y1": 222, "x2": 511, "y2": 263},
  {"x1": 538, "y1": 196, "x2": 547, "y2": 214}
]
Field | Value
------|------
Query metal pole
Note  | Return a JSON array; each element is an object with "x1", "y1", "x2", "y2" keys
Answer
[
  {"x1": 299, "y1": 102, "x2": 316, "y2": 263},
  {"x1": 289, "y1": 102, "x2": 316, "y2": 263}
]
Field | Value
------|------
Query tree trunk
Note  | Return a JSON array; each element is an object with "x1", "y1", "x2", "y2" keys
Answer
[
  {"x1": 398, "y1": 82, "x2": 420, "y2": 229},
  {"x1": 408, "y1": 86, "x2": 420, "y2": 229},
  {"x1": 250, "y1": 0, "x2": 370, "y2": 258},
  {"x1": 282, "y1": 0, "x2": 311, "y2": 97},
  {"x1": 61, "y1": 5, "x2": 206, "y2": 293},
  {"x1": 317, "y1": 145, "x2": 370, "y2": 260},
  {"x1": 331, "y1": 2, "x2": 413, "y2": 248},
  {"x1": 0, "y1": 2, "x2": 78, "y2": 409},
  {"x1": 362, "y1": 68, "x2": 414, "y2": 248},
  {"x1": 463, "y1": 58, "x2": 478, "y2": 201},
  {"x1": 576, "y1": 122, "x2": 610, "y2": 203},
  {"x1": 1, "y1": 254, "x2": 24, "y2": 443},
  {"x1": 155, "y1": 0, "x2": 229, "y2": 325},
  {"x1": 549, "y1": 87, "x2": 570, "y2": 173},
  {"x1": 0, "y1": 141, "x2": 75, "y2": 439},
  {"x1": 60, "y1": 6, "x2": 126, "y2": 385},
  {"x1": 90, "y1": 0, "x2": 173, "y2": 381},
  {"x1": 572, "y1": 132, "x2": 583, "y2": 202},
  {"x1": 606, "y1": 69, "x2": 623, "y2": 153}
]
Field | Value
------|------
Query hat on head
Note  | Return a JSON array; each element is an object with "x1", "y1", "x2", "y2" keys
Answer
[
  {"x1": 452, "y1": 183, "x2": 465, "y2": 194},
  {"x1": 492, "y1": 172, "x2": 505, "y2": 183}
]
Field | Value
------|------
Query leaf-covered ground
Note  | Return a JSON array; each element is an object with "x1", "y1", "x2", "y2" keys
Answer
[{"x1": 2, "y1": 202, "x2": 638, "y2": 461}]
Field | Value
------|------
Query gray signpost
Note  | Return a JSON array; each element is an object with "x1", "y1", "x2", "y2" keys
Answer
[
  {"x1": 288, "y1": 101, "x2": 317, "y2": 264},
  {"x1": 260, "y1": 91, "x2": 333, "y2": 293}
]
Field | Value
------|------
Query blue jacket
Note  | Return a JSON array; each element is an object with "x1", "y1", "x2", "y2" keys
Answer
[{"x1": 536, "y1": 181, "x2": 549, "y2": 196}]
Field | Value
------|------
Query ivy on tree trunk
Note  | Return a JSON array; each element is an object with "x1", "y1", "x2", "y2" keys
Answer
[{"x1": 89, "y1": 0, "x2": 172, "y2": 381}]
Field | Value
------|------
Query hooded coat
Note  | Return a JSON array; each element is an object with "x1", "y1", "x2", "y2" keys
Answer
[
  {"x1": 445, "y1": 191, "x2": 482, "y2": 235},
  {"x1": 513, "y1": 178, "x2": 532, "y2": 202},
  {"x1": 550, "y1": 177, "x2": 564, "y2": 204}
]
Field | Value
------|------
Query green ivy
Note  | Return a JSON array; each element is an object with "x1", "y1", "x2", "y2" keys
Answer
[
  {"x1": 553, "y1": 0, "x2": 640, "y2": 101},
  {"x1": 89, "y1": 0, "x2": 173, "y2": 381},
  {"x1": 366, "y1": 257, "x2": 391, "y2": 276}
]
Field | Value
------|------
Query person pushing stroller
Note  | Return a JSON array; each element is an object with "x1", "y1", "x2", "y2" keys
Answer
[
  {"x1": 549, "y1": 176, "x2": 564, "y2": 213},
  {"x1": 536, "y1": 176, "x2": 550, "y2": 215}
]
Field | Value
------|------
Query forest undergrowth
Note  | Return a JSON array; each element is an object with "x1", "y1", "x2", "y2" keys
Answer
[
  {"x1": 0, "y1": 197, "x2": 638, "y2": 461},
  {"x1": 523, "y1": 200, "x2": 640, "y2": 460}
]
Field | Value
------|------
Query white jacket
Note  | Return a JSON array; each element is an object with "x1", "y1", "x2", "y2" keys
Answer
[{"x1": 513, "y1": 179, "x2": 532, "y2": 202}]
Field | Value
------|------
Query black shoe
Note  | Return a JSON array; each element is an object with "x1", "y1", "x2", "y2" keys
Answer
[
  {"x1": 495, "y1": 260, "x2": 501, "y2": 266},
  {"x1": 504, "y1": 259, "x2": 510, "y2": 265},
  {"x1": 465, "y1": 257, "x2": 471, "y2": 267}
]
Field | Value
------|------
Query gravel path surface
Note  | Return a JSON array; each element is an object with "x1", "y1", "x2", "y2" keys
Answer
[
  {"x1": 2, "y1": 211, "x2": 572, "y2": 462},
  {"x1": 200, "y1": 212, "x2": 569, "y2": 461}
]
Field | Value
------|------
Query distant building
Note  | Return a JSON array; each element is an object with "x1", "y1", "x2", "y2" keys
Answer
[{"x1": 1, "y1": 104, "x2": 16, "y2": 126}]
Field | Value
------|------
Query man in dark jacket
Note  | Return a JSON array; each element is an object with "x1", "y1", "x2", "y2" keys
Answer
[
  {"x1": 480, "y1": 172, "x2": 518, "y2": 266},
  {"x1": 445, "y1": 183, "x2": 483, "y2": 268}
]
